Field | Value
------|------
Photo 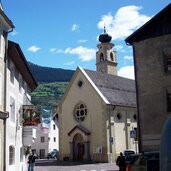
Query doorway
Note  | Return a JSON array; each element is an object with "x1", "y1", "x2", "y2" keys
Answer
[{"x1": 73, "y1": 133, "x2": 84, "y2": 161}]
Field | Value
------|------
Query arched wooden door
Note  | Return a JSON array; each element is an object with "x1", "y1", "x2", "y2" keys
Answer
[{"x1": 73, "y1": 133, "x2": 84, "y2": 161}]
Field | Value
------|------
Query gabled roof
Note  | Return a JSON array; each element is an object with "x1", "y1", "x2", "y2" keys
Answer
[
  {"x1": 125, "y1": 3, "x2": 171, "y2": 45},
  {"x1": 8, "y1": 41, "x2": 37, "y2": 91},
  {"x1": 84, "y1": 69, "x2": 136, "y2": 108},
  {"x1": 68, "y1": 125, "x2": 91, "y2": 136},
  {"x1": 57, "y1": 66, "x2": 136, "y2": 110}
]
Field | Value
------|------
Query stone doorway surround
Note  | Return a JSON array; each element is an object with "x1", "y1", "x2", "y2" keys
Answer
[{"x1": 68, "y1": 125, "x2": 91, "y2": 161}]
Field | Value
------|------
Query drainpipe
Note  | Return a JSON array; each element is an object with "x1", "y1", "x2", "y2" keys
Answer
[
  {"x1": 107, "y1": 104, "x2": 116, "y2": 163},
  {"x1": 3, "y1": 28, "x2": 13, "y2": 171}
]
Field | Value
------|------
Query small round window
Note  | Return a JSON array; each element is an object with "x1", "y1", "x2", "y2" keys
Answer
[{"x1": 74, "y1": 103, "x2": 87, "y2": 122}]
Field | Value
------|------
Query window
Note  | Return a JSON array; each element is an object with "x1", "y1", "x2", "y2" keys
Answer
[
  {"x1": 133, "y1": 114, "x2": 137, "y2": 121},
  {"x1": 110, "y1": 52, "x2": 113, "y2": 61},
  {"x1": 54, "y1": 137, "x2": 56, "y2": 142},
  {"x1": 167, "y1": 93, "x2": 171, "y2": 112},
  {"x1": 8, "y1": 59, "x2": 15, "y2": 84},
  {"x1": 9, "y1": 145, "x2": 15, "y2": 165},
  {"x1": 10, "y1": 96, "x2": 15, "y2": 123},
  {"x1": 20, "y1": 147, "x2": 23, "y2": 162},
  {"x1": 74, "y1": 103, "x2": 87, "y2": 122},
  {"x1": 53, "y1": 124, "x2": 56, "y2": 130},
  {"x1": 41, "y1": 136, "x2": 45, "y2": 143},
  {"x1": 163, "y1": 48, "x2": 171, "y2": 73},
  {"x1": 19, "y1": 76, "x2": 22, "y2": 93},
  {"x1": 165, "y1": 57, "x2": 171, "y2": 72},
  {"x1": 116, "y1": 113, "x2": 122, "y2": 120},
  {"x1": 10, "y1": 66, "x2": 15, "y2": 84},
  {"x1": 77, "y1": 80, "x2": 83, "y2": 88},
  {"x1": 100, "y1": 53, "x2": 104, "y2": 61}
]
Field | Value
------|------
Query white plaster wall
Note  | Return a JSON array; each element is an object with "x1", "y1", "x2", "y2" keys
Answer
[{"x1": 5, "y1": 59, "x2": 31, "y2": 171}]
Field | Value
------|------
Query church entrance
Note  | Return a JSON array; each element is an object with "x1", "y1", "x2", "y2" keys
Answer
[
  {"x1": 68, "y1": 125, "x2": 91, "y2": 161},
  {"x1": 73, "y1": 133, "x2": 84, "y2": 161}
]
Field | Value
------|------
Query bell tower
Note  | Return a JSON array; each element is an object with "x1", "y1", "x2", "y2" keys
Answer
[{"x1": 96, "y1": 27, "x2": 117, "y2": 75}]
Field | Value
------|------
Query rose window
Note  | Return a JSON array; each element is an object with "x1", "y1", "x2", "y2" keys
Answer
[{"x1": 74, "y1": 103, "x2": 87, "y2": 122}]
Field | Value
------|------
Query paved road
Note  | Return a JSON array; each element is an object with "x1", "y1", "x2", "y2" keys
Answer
[{"x1": 35, "y1": 159, "x2": 119, "y2": 171}]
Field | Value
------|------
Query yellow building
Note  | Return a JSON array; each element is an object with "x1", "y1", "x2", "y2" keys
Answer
[{"x1": 57, "y1": 28, "x2": 137, "y2": 162}]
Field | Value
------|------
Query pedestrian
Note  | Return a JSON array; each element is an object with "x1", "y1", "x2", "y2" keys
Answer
[
  {"x1": 116, "y1": 152, "x2": 126, "y2": 171},
  {"x1": 28, "y1": 150, "x2": 36, "y2": 171}
]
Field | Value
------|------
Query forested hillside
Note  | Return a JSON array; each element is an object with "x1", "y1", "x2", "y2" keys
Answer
[
  {"x1": 31, "y1": 82, "x2": 68, "y2": 109},
  {"x1": 28, "y1": 62, "x2": 74, "y2": 82},
  {"x1": 28, "y1": 62, "x2": 73, "y2": 109}
]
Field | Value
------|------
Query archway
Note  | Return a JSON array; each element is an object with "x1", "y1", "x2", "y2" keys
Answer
[{"x1": 73, "y1": 133, "x2": 84, "y2": 161}]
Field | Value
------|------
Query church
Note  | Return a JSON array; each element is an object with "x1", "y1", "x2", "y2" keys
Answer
[{"x1": 57, "y1": 28, "x2": 137, "y2": 162}]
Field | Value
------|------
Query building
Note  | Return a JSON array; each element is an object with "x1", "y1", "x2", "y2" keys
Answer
[
  {"x1": 5, "y1": 41, "x2": 38, "y2": 171},
  {"x1": 125, "y1": 3, "x2": 171, "y2": 152},
  {"x1": 57, "y1": 28, "x2": 137, "y2": 162},
  {"x1": 0, "y1": 5, "x2": 14, "y2": 171},
  {"x1": 32, "y1": 114, "x2": 59, "y2": 159}
]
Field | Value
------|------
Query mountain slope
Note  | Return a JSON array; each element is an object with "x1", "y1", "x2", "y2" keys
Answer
[{"x1": 28, "y1": 62, "x2": 74, "y2": 82}]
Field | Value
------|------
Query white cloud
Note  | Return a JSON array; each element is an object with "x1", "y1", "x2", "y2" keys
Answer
[
  {"x1": 78, "y1": 39, "x2": 88, "y2": 43},
  {"x1": 118, "y1": 65, "x2": 134, "y2": 79},
  {"x1": 64, "y1": 61, "x2": 75, "y2": 66},
  {"x1": 124, "y1": 55, "x2": 133, "y2": 60},
  {"x1": 71, "y1": 24, "x2": 79, "y2": 32},
  {"x1": 115, "y1": 45, "x2": 125, "y2": 52},
  {"x1": 64, "y1": 46, "x2": 96, "y2": 61},
  {"x1": 28, "y1": 45, "x2": 41, "y2": 52},
  {"x1": 98, "y1": 5, "x2": 151, "y2": 40},
  {"x1": 50, "y1": 48, "x2": 63, "y2": 53}
]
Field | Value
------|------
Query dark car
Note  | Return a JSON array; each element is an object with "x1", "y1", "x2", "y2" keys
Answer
[
  {"x1": 47, "y1": 149, "x2": 59, "y2": 159},
  {"x1": 123, "y1": 150, "x2": 135, "y2": 165},
  {"x1": 126, "y1": 151, "x2": 159, "y2": 171}
]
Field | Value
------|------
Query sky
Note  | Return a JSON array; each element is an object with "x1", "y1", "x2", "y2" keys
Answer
[{"x1": 2, "y1": 0, "x2": 171, "y2": 79}]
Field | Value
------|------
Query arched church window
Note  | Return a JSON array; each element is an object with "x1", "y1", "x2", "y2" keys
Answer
[
  {"x1": 110, "y1": 52, "x2": 113, "y2": 61},
  {"x1": 133, "y1": 114, "x2": 137, "y2": 121},
  {"x1": 116, "y1": 113, "x2": 122, "y2": 120},
  {"x1": 100, "y1": 53, "x2": 104, "y2": 61},
  {"x1": 74, "y1": 103, "x2": 87, "y2": 122}
]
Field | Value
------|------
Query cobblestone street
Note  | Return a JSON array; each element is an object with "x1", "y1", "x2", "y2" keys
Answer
[{"x1": 35, "y1": 159, "x2": 119, "y2": 171}]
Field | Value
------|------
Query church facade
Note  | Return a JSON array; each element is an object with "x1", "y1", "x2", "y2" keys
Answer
[{"x1": 57, "y1": 28, "x2": 137, "y2": 162}]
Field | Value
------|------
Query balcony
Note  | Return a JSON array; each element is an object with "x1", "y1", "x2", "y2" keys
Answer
[
  {"x1": 22, "y1": 105, "x2": 40, "y2": 146},
  {"x1": 23, "y1": 105, "x2": 40, "y2": 126}
]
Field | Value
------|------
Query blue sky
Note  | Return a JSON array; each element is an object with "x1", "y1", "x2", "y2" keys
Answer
[{"x1": 2, "y1": 0, "x2": 171, "y2": 79}]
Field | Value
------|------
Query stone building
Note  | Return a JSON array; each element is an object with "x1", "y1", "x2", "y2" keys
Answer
[
  {"x1": 125, "y1": 3, "x2": 171, "y2": 152},
  {"x1": 0, "y1": 5, "x2": 14, "y2": 171},
  {"x1": 57, "y1": 28, "x2": 137, "y2": 162}
]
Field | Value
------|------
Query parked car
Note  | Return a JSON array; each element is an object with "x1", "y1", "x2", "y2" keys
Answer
[
  {"x1": 47, "y1": 149, "x2": 59, "y2": 159},
  {"x1": 126, "y1": 151, "x2": 159, "y2": 171},
  {"x1": 123, "y1": 150, "x2": 135, "y2": 165}
]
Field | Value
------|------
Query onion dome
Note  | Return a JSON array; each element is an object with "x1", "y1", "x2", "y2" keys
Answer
[{"x1": 99, "y1": 26, "x2": 112, "y2": 43}]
